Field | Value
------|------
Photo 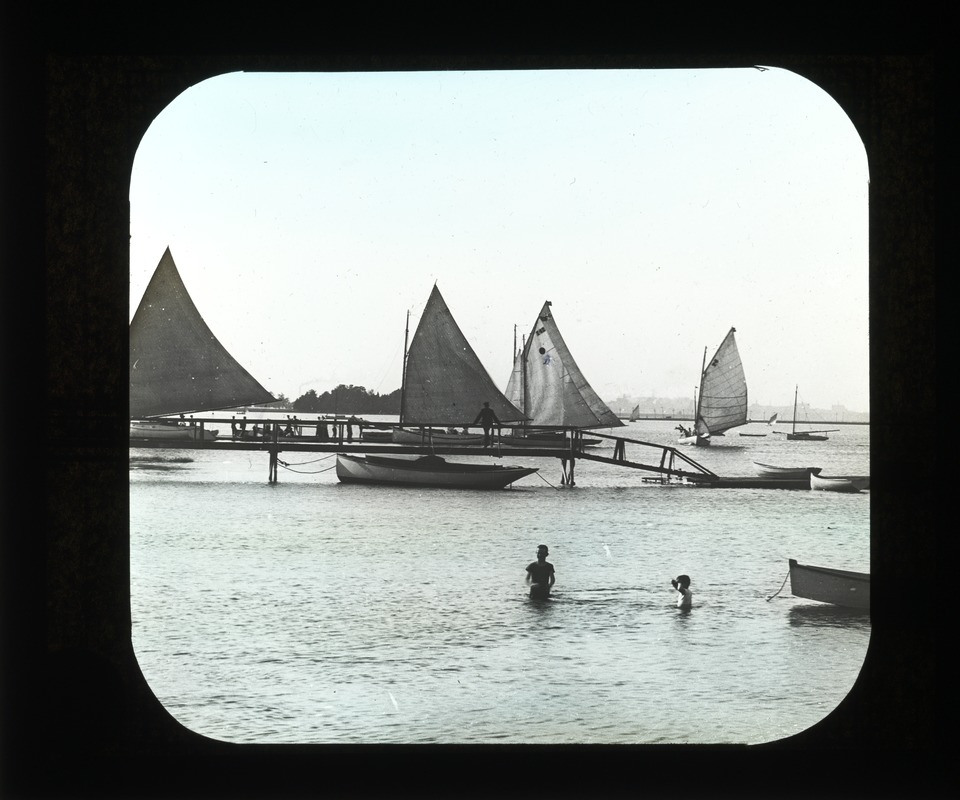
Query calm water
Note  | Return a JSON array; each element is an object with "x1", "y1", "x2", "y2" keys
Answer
[{"x1": 130, "y1": 418, "x2": 870, "y2": 744}]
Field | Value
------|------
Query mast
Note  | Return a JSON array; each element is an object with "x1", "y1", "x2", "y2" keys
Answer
[
  {"x1": 399, "y1": 309, "x2": 410, "y2": 424},
  {"x1": 792, "y1": 385, "x2": 798, "y2": 434},
  {"x1": 695, "y1": 346, "x2": 707, "y2": 428}
]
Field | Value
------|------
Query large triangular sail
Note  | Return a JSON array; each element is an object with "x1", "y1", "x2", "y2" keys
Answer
[
  {"x1": 693, "y1": 327, "x2": 747, "y2": 436},
  {"x1": 400, "y1": 285, "x2": 526, "y2": 426},
  {"x1": 130, "y1": 248, "x2": 275, "y2": 418},
  {"x1": 505, "y1": 301, "x2": 623, "y2": 430}
]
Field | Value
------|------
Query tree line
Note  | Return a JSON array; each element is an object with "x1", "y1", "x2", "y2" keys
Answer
[{"x1": 291, "y1": 384, "x2": 401, "y2": 415}]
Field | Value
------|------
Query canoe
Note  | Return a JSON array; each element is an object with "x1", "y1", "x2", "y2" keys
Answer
[
  {"x1": 810, "y1": 473, "x2": 869, "y2": 492},
  {"x1": 130, "y1": 421, "x2": 219, "y2": 441},
  {"x1": 788, "y1": 558, "x2": 870, "y2": 609},
  {"x1": 335, "y1": 453, "x2": 538, "y2": 489},
  {"x1": 753, "y1": 461, "x2": 822, "y2": 479}
]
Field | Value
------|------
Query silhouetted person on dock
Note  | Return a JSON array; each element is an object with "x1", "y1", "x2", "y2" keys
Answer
[
  {"x1": 671, "y1": 574, "x2": 693, "y2": 609},
  {"x1": 473, "y1": 401, "x2": 501, "y2": 447},
  {"x1": 526, "y1": 544, "x2": 555, "y2": 599},
  {"x1": 347, "y1": 415, "x2": 361, "y2": 442},
  {"x1": 316, "y1": 419, "x2": 329, "y2": 441}
]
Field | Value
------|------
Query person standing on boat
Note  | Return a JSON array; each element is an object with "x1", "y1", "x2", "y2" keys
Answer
[
  {"x1": 473, "y1": 401, "x2": 501, "y2": 448},
  {"x1": 671, "y1": 574, "x2": 693, "y2": 609},
  {"x1": 526, "y1": 545, "x2": 556, "y2": 599}
]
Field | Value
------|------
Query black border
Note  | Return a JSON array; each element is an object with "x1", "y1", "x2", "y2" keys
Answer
[{"x1": 3, "y1": 10, "x2": 942, "y2": 800}]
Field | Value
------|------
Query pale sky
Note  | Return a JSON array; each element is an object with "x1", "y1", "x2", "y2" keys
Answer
[{"x1": 129, "y1": 67, "x2": 869, "y2": 413}]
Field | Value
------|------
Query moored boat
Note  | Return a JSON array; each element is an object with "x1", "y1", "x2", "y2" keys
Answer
[
  {"x1": 788, "y1": 558, "x2": 870, "y2": 609},
  {"x1": 130, "y1": 420, "x2": 219, "y2": 441},
  {"x1": 753, "y1": 461, "x2": 822, "y2": 480},
  {"x1": 391, "y1": 427, "x2": 486, "y2": 446},
  {"x1": 784, "y1": 386, "x2": 838, "y2": 441},
  {"x1": 335, "y1": 453, "x2": 538, "y2": 489},
  {"x1": 810, "y1": 473, "x2": 869, "y2": 493}
]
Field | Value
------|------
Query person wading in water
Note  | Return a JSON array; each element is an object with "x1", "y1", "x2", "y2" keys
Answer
[{"x1": 526, "y1": 544, "x2": 556, "y2": 599}]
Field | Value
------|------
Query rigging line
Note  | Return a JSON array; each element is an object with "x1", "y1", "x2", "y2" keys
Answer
[
  {"x1": 766, "y1": 568, "x2": 791, "y2": 601},
  {"x1": 276, "y1": 454, "x2": 337, "y2": 467},
  {"x1": 535, "y1": 471, "x2": 562, "y2": 490},
  {"x1": 278, "y1": 462, "x2": 338, "y2": 475}
]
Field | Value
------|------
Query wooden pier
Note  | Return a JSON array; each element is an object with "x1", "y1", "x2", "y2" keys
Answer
[{"x1": 128, "y1": 417, "x2": 861, "y2": 490}]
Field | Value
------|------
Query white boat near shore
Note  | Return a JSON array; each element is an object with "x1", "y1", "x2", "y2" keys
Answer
[
  {"x1": 810, "y1": 473, "x2": 870, "y2": 493},
  {"x1": 335, "y1": 453, "x2": 538, "y2": 489},
  {"x1": 788, "y1": 558, "x2": 870, "y2": 609}
]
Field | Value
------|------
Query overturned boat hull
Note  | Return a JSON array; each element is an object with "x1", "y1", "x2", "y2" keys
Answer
[
  {"x1": 753, "y1": 461, "x2": 822, "y2": 479},
  {"x1": 336, "y1": 453, "x2": 538, "y2": 489}
]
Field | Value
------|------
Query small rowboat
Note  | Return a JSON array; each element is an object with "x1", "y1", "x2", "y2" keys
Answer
[
  {"x1": 810, "y1": 473, "x2": 869, "y2": 493},
  {"x1": 753, "y1": 461, "x2": 822, "y2": 480},
  {"x1": 788, "y1": 559, "x2": 869, "y2": 609},
  {"x1": 130, "y1": 421, "x2": 219, "y2": 441},
  {"x1": 335, "y1": 453, "x2": 538, "y2": 489}
]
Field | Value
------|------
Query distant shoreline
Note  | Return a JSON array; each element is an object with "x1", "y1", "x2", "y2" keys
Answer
[{"x1": 619, "y1": 415, "x2": 869, "y2": 426}]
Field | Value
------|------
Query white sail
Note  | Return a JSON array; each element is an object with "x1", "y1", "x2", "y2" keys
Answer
[
  {"x1": 693, "y1": 327, "x2": 748, "y2": 436},
  {"x1": 505, "y1": 301, "x2": 623, "y2": 430},
  {"x1": 401, "y1": 285, "x2": 526, "y2": 426}
]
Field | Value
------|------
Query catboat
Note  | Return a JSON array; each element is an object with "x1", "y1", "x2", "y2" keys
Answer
[
  {"x1": 753, "y1": 461, "x2": 822, "y2": 480},
  {"x1": 788, "y1": 559, "x2": 870, "y2": 609},
  {"x1": 336, "y1": 453, "x2": 537, "y2": 489},
  {"x1": 360, "y1": 286, "x2": 532, "y2": 487},
  {"x1": 785, "y1": 386, "x2": 838, "y2": 441},
  {"x1": 505, "y1": 301, "x2": 624, "y2": 440},
  {"x1": 677, "y1": 328, "x2": 748, "y2": 446},
  {"x1": 130, "y1": 248, "x2": 274, "y2": 424},
  {"x1": 810, "y1": 473, "x2": 869, "y2": 493}
]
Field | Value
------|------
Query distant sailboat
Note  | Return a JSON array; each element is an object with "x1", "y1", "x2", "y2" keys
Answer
[
  {"x1": 629, "y1": 404, "x2": 641, "y2": 422},
  {"x1": 786, "y1": 385, "x2": 839, "y2": 441},
  {"x1": 129, "y1": 248, "x2": 275, "y2": 425},
  {"x1": 677, "y1": 328, "x2": 747, "y2": 446},
  {"x1": 505, "y1": 301, "x2": 624, "y2": 437}
]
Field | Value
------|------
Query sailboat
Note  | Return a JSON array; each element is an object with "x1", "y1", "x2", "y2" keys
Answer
[
  {"x1": 504, "y1": 301, "x2": 623, "y2": 447},
  {"x1": 338, "y1": 285, "x2": 537, "y2": 488},
  {"x1": 390, "y1": 285, "x2": 528, "y2": 446},
  {"x1": 130, "y1": 248, "x2": 275, "y2": 439},
  {"x1": 629, "y1": 404, "x2": 641, "y2": 422},
  {"x1": 677, "y1": 328, "x2": 747, "y2": 446},
  {"x1": 785, "y1": 385, "x2": 839, "y2": 441}
]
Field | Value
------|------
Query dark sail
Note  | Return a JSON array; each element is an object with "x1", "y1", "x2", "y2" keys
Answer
[
  {"x1": 400, "y1": 285, "x2": 526, "y2": 426},
  {"x1": 130, "y1": 248, "x2": 275, "y2": 417}
]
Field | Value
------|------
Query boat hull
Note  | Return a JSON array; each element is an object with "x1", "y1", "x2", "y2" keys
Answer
[
  {"x1": 753, "y1": 461, "x2": 822, "y2": 480},
  {"x1": 335, "y1": 454, "x2": 538, "y2": 489},
  {"x1": 787, "y1": 432, "x2": 829, "y2": 441},
  {"x1": 788, "y1": 559, "x2": 870, "y2": 609},
  {"x1": 391, "y1": 427, "x2": 486, "y2": 446},
  {"x1": 678, "y1": 433, "x2": 710, "y2": 446},
  {"x1": 810, "y1": 473, "x2": 869, "y2": 493},
  {"x1": 130, "y1": 422, "x2": 218, "y2": 441}
]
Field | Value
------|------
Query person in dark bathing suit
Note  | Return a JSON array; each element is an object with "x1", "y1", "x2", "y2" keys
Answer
[{"x1": 525, "y1": 544, "x2": 555, "y2": 599}]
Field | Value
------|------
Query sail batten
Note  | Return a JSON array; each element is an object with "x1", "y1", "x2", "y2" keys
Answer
[
  {"x1": 693, "y1": 327, "x2": 747, "y2": 436},
  {"x1": 130, "y1": 248, "x2": 275, "y2": 418},
  {"x1": 401, "y1": 286, "x2": 526, "y2": 426},
  {"x1": 505, "y1": 301, "x2": 623, "y2": 430}
]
